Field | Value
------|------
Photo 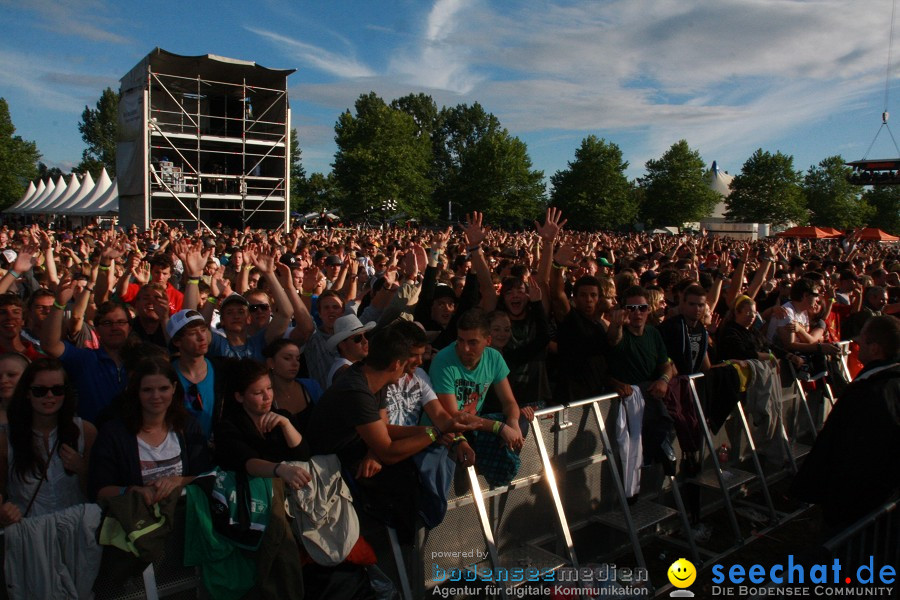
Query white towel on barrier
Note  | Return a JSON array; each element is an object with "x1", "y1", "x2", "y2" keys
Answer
[{"x1": 615, "y1": 385, "x2": 645, "y2": 498}]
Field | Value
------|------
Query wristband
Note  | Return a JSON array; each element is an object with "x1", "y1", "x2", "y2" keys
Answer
[
  {"x1": 492, "y1": 420, "x2": 504, "y2": 434},
  {"x1": 551, "y1": 261, "x2": 565, "y2": 270},
  {"x1": 187, "y1": 278, "x2": 200, "y2": 285},
  {"x1": 98, "y1": 264, "x2": 111, "y2": 271},
  {"x1": 6, "y1": 269, "x2": 20, "y2": 279},
  {"x1": 659, "y1": 373, "x2": 670, "y2": 384},
  {"x1": 273, "y1": 462, "x2": 282, "y2": 477},
  {"x1": 119, "y1": 486, "x2": 128, "y2": 496},
  {"x1": 425, "y1": 427, "x2": 437, "y2": 443},
  {"x1": 52, "y1": 300, "x2": 66, "y2": 311},
  {"x1": 768, "y1": 352, "x2": 776, "y2": 362},
  {"x1": 206, "y1": 296, "x2": 218, "y2": 305},
  {"x1": 244, "y1": 266, "x2": 253, "y2": 272},
  {"x1": 85, "y1": 285, "x2": 95, "y2": 293}
]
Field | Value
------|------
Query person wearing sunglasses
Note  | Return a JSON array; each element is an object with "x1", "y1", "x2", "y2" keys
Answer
[
  {"x1": 324, "y1": 314, "x2": 375, "y2": 388},
  {"x1": 180, "y1": 243, "x2": 294, "y2": 362},
  {"x1": 0, "y1": 358, "x2": 96, "y2": 525},
  {"x1": 606, "y1": 285, "x2": 674, "y2": 400}
]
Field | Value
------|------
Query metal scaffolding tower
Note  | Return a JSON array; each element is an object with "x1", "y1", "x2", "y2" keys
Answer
[{"x1": 117, "y1": 48, "x2": 295, "y2": 232}]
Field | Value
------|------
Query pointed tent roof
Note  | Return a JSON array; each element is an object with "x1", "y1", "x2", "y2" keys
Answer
[
  {"x1": 25, "y1": 176, "x2": 68, "y2": 214},
  {"x1": 55, "y1": 172, "x2": 95, "y2": 214},
  {"x1": 17, "y1": 176, "x2": 58, "y2": 213},
  {"x1": 4, "y1": 181, "x2": 38, "y2": 213},
  {"x1": 69, "y1": 169, "x2": 111, "y2": 213},
  {"x1": 707, "y1": 161, "x2": 733, "y2": 219},
  {"x1": 71, "y1": 178, "x2": 118, "y2": 216},
  {"x1": 40, "y1": 173, "x2": 82, "y2": 214},
  {"x1": 854, "y1": 227, "x2": 899, "y2": 241}
]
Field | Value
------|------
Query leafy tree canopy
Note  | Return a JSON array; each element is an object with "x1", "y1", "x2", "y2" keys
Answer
[
  {"x1": 804, "y1": 155, "x2": 873, "y2": 230},
  {"x1": 550, "y1": 135, "x2": 636, "y2": 230},
  {"x1": 640, "y1": 140, "x2": 719, "y2": 227},
  {"x1": 725, "y1": 148, "x2": 806, "y2": 227},
  {"x1": 75, "y1": 87, "x2": 119, "y2": 178},
  {"x1": 0, "y1": 98, "x2": 41, "y2": 210}
]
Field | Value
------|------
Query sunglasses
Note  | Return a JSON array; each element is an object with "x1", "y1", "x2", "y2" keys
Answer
[
  {"x1": 248, "y1": 303, "x2": 270, "y2": 312},
  {"x1": 624, "y1": 304, "x2": 650, "y2": 313},
  {"x1": 187, "y1": 383, "x2": 203, "y2": 412},
  {"x1": 349, "y1": 334, "x2": 366, "y2": 344},
  {"x1": 31, "y1": 385, "x2": 65, "y2": 398}
]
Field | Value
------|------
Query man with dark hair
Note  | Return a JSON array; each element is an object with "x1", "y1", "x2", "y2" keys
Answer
[
  {"x1": 42, "y1": 285, "x2": 130, "y2": 423},
  {"x1": 427, "y1": 307, "x2": 526, "y2": 483},
  {"x1": 658, "y1": 284, "x2": 711, "y2": 375},
  {"x1": 607, "y1": 286, "x2": 674, "y2": 396},
  {"x1": 307, "y1": 323, "x2": 473, "y2": 542},
  {"x1": 767, "y1": 278, "x2": 840, "y2": 357},
  {"x1": 117, "y1": 253, "x2": 184, "y2": 315},
  {"x1": 0, "y1": 294, "x2": 42, "y2": 360},
  {"x1": 556, "y1": 275, "x2": 611, "y2": 401},
  {"x1": 792, "y1": 315, "x2": 900, "y2": 531}
]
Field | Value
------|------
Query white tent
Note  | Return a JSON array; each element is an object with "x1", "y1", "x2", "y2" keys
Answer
[
  {"x1": 39, "y1": 173, "x2": 82, "y2": 214},
  {"x1": 25, "y1": 176, "x2": 68, "y2": 215},
  {"x1": 6, "y1": 181, "x2": 38, "y2": 214},
  {"x1": 70, "y1": 177, "x2": 118, "y2": 216},
  {"x1": 55, "y1": 172, "x2": 95, "y2": 214},
  {"x1": 68, "y1": 169, "x2": 112, "y2": 214},
  {"x1": 707, "y1": 161, "x2": 733, "y2": 219},
  {"x1": 14, "y1": 176, "x2": 58, "y2": 214}
]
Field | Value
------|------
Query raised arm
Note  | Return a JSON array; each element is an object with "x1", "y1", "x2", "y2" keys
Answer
[
  {"x1": 464, "y1": 212, "x2": 497, "y2": 311},
  {"x1": 246, "y1": 248, "x2": 294, "y2": 344},
  {"x1": 41, "y1": 278, "x2": 76, "y2": 358}
]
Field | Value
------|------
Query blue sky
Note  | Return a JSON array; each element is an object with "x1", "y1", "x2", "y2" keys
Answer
[{"x1": 2, "y1": 0, "x2": 900, "y2": 187}]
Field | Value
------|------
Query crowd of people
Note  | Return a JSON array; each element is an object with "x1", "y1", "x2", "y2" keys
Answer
[{"x1": 0, "y1": 211, "x2": 896, "y2": 597}]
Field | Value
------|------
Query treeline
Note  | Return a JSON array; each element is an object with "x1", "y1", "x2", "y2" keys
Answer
[{"x1": 2, "y1": 89, "x2": 898, "y2": 234}]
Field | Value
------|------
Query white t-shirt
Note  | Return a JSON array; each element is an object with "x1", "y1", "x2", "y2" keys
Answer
[
  {"x1": 138, "y1": 430, "x2": 183, "y2": 484},
  {"x1": 766, "y1": 301, "x2": 809, "y2": 344},
  {"x1": 385, "y1": 368, "x2": 438, "y2": 427}
]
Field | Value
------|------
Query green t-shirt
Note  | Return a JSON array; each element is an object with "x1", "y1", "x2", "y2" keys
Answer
[
  {"x1": 607, "y1": 325, "x2": 669, "y2": 384},
  {"x1": 427, "y1": 344, "x2": 510, "y2": 420}
]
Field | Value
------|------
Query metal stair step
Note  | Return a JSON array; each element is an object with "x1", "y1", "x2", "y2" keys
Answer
[
  {"x1": 592, "y1": 500, "x2": 678, "y2": 532},
  {"x1": 790, "y1": 441, "x2": 811, "y2": 459},
  {"x1": 691, "y1": 467, "x2": 757, "y2": 490}
]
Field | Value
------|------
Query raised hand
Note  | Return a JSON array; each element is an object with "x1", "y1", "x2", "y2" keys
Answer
[
  {"x1": 11, "y1": 244, "x2": 38, "y2": 275},
  {"x1": 534, "y1": 206, "x2": 567, "y2": 242},
  {"x1": 463, "y1": 212, "x2": 486, "y2": 247},
  {"x1": 553, "y1": 244, "x2": 577, "y2": 268}
]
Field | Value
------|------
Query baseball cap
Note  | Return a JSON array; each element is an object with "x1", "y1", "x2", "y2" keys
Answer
[
  {"x1": 325, "y1": 255, "x2": 342, "y2": 267},
  {"x1": 166, "y1": 309, "x2": 206, "y2": 339},
  {"x1": 220, "y1": 293, "x2": 250, "y2": 310}
]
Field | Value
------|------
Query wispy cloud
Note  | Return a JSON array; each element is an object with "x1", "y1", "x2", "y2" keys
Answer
[
  {"x1": 389, "y1": 0, "x2": 482, "y2": 94},
  {"x1": 3, "y1": 0, "x2": 131, "y2": 44},
  {"x1": 0, "y1": 49, "x2": 108, "y2": 112},
  {"x1": 246, "y1": 26, "x2": 375, "y2": 79}
]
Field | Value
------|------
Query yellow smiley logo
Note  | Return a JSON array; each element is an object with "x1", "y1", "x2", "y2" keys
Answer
[{"x1": 667, "y1": 558, "x2": 696, "y2": 588}]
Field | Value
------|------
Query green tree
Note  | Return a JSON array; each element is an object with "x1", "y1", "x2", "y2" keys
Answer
[
  {"x1": 391, "y1": 93, "x2": 438, "y2": 138},
  {"x1": 0, "y1": 98, "x2": 41, "y2": 210},
  {"x1": 303, "y1": 172, "x2": 340, "y2": 213},
  {"x1": 804, "y1": 155, "x2": 874, "y2": 230},
  {"x1": 288, "y1": 128, "x2": 309, "y2": 212},
  {"x1": 433, "y1": 103, "x2": 544, "y2": 223},
  {"x1": 725, "y1": 148, "x2": 806, "y2": 226},
  {"x1": 640, "y1": 140, "x2": 720, "y2": 227},
  {"x1": 36, "y1": 162, "x2": 65, "y2": 182},
  {"x1": 550, "y1": 136, "x2": 636, "y2": 229},
  {"x1": 332, "y1": 92, "x2": 435, "y2": 220},
  {"x1": 75, "y1": 87, "x2": 119, "y2": 178},
  {"x1": 862, "y1": 185, "x2": 900, "y2": 235}
]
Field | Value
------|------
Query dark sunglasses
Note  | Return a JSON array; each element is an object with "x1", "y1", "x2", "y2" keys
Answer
[
  {"x1": 248, "y1": 303, "x2": 270, "y2": 312},
  {"x1": 31, "y1": 385, "x2": 65, "y2": 398},
  {"x1": 624, "y1": 304, "x2": 650, "y2": 313},
  {"x1": 187, "y1": 383, "x2": 203, "y2": 412},
  {"x1": 349, "y1": 334, "x2": 366, "y2": 344}
]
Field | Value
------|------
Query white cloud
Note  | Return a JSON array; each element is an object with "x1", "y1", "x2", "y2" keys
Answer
[
  {"x1": 4, "y1": 0, "x2": 131, "y2": 44},
  {"x1": 0, "y1": 49, "x2": 105, "y2": 113},
  {"x1": 246, "y1": 26, "x2": 376, "y2": 79},
  {"x1": 389, "y1": 0, "x2": 482, "y2": 93}
]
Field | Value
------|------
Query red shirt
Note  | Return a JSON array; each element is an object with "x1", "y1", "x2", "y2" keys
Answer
[{"x1": 121, "y1": 282, "x2": 184, "y2": 315}]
